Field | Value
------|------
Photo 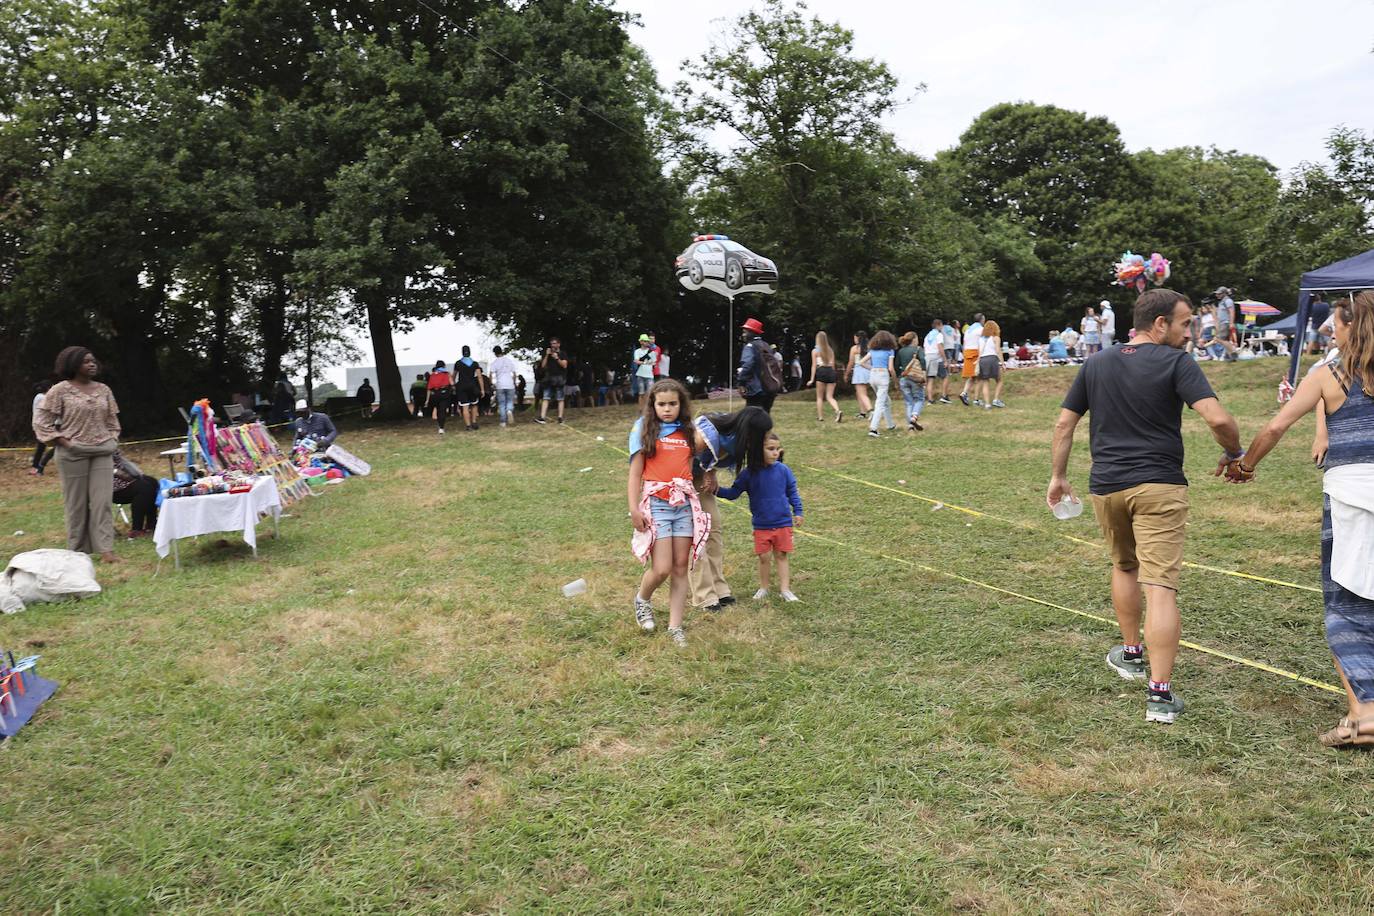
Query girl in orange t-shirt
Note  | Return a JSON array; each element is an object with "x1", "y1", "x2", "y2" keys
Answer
[{"x1": 627, "y1": 379, "x2": 707, "y2": 647}]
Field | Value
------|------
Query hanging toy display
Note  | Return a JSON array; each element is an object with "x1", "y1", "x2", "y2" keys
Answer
[{"x1": 1112, "y1": 250, "x2": 1171, "y2": 292}]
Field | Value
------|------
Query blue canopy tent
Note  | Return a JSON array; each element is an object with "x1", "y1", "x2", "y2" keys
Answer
[
  {"x1": 1289, "y1": 248, "x2": 1374, "y2": 382},
  {"x1": 1262, "y1": 304, "x2": 1328, "y2": 337}
]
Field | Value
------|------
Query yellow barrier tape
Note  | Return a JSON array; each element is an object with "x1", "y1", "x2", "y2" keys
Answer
[
  {"x1": 563, "y1": 421, "x2": 1342, "y2": 696},
  {"x1": 804, "y1": 465, "x2": 1323, "y2": 594},
  {"x1": 2, "y1": 422, "x2": 293, "y2": 452}
]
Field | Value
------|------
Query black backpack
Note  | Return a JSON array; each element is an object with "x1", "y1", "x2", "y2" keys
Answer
[{"x1": 753, "y1": 340, "x2": 784, "y2": 393}]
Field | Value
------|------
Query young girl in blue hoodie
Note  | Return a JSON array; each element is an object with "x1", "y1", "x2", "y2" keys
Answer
[{"x1": 717, "y1": 431, "x2": 803, "y2": 601}]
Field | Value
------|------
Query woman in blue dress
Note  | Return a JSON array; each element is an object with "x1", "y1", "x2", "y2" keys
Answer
[
  {"x1": 845, "y1": 331, "x2": 872, "y2": 419},
  {"x1": 1235, "y1": 292, "x2": 1374, "y2": 747}
]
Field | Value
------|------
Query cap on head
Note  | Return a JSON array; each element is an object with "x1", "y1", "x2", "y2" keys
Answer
[
  {"x1": 1100, "y1": 300, "x2": 1111, "y2": 308},
  {"x1": 1214, "y1": 286, "x2": 1230, "y2": 297},
  {"x1": 741, "y1": 317, "x2": 764, "y2": 334},
  {"x1": 295, "y1": 399, "x2": 307, "y2": 411},
  {"x1": 639, "y1": 333, "x2": 651, "y2": 342}
]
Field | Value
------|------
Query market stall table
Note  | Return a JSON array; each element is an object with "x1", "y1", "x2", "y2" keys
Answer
[
  {"x1": 153, "y1": 476, "x2": 282, "y2": 570},
  {"x1": 159, "y1": 444, "x2": 188, "y2": 477}
]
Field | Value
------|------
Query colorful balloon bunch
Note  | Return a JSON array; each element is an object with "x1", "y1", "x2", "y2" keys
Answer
[{"x1": 1113, "y1": 250, "x2": 1171, "y2": 291}]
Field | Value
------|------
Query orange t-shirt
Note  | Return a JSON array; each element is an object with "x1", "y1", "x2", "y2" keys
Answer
[{"x1": 642, "y1": 429, "x2": 694, "y2": 497}]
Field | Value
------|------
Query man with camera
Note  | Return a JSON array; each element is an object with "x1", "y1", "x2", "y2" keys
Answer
[{"x1": 535, "y1": 337, "x2": 570, "y2": 425}]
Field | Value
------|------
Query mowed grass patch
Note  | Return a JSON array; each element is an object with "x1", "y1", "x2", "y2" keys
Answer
[{"x1": 3, "y1": 362, "x2": 1374, "y2": 912}]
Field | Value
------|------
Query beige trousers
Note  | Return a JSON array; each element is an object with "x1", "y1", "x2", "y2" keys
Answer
[
  {"x1": 689, "y1": 489, "x2": 733, "y2": 606},
  {"x1": 56, "y1": 440, "x2": 117, "y2": 555}
]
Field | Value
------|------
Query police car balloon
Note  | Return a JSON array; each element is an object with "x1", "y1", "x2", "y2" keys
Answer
[{"x1": 675, "y1": 235, "x2": 778, "y2": 297}]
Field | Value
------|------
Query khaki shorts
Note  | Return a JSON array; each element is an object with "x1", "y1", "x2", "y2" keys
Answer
[{"x1": 1090, "y1": 483, "x2": 1189, "y2": 590}]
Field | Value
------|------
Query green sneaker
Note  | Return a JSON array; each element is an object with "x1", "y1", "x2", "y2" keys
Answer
[
  {"x1": 1146, "y1": 689, "x2": 1184, "y2": 724},
  {"x1": 1106, "y1": 646, "x2": 1148, "y2": 680}
]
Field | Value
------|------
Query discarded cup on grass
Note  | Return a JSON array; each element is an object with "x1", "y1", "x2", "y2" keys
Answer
[
  {"x1": 562, "y1": 578, "x2": 587, "y2": 597},
  {"x1": 1051, "y1": 496, "x2": 1084, "y2": 520},
  {"x1": 578, "y1": 467, "x2": 593, "y2": 473}
]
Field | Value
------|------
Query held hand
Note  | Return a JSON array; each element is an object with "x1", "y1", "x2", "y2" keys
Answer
[
  {"x1": 54, "y1": 437, "x2": 71, "y2": 449},
  {"x1": 806, "y1": 380, "x2": 815, "y2": 388},
  {"x1": 1223, "y1": 459, "x2": 1255, "y2": 483},
  {"x1": 703, "y1": 470, "x2": 719, "y2": 495},
  {"x1": 631, "y1": 508, "x2": 651, "y2": 532},
  {"x1": 1312, "y1": 436, "x2": 1329, "y2": 468},
  {"x1": 1046, "y1": 476, "x2": 1074, "y2": 508},
  {"x1": 793, "y1": 515, "x2": 803, "y2": 527}
]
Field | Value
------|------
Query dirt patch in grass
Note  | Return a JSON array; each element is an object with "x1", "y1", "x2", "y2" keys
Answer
[
  {"x1": 271, "y1": 606, "x2": 388, "y2": 648},
  {"x1": 417, "y1": 765, "x2": 508, "y2": 823}
]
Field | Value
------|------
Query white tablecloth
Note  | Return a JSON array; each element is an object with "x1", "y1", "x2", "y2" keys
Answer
[{"x1": 154, "y1": 476, "x2": 282, "y2": 558}]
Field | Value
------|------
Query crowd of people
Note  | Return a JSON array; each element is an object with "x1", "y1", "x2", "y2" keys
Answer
[{"x1": 22, "y1": 288, "x2": 1374, "y2": 748}]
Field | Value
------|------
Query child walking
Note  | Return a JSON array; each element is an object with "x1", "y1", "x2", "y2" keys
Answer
[
  {"x1": 717, "y1": 432, "x2": 803, "y2": 601},
  {"x1": 628, "y1": 379, "x2": 710, "y2": 647}
]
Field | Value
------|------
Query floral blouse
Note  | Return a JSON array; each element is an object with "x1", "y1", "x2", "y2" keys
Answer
[{"x1": 33, "y1": 381, "x2": 121, "y2": 447}]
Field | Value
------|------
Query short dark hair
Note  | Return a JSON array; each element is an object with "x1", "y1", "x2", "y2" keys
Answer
[
  {"x1": 461, "y1": 345, "x2": 471, "y2": 357},
  {"x1": 54, "y1": 346, "x2": 93, "y2": 380},
  {"x1": 1134, "y1": 288, "x2": 1192, "y2": 332},
  {"x1": 974, "y1": 313, "x2": 985, "y2": 323},
  {"x1": 493, "y1": 345, "x2": 504, "y2": 356}
]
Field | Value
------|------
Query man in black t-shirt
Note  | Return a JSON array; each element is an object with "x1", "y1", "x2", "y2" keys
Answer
[
  {"x1": 535, "y1": 337, "x2": 569, "y2": 425},
  {"x1": 1048, "y1": 288, "x2": 1244, "y2": 726}
]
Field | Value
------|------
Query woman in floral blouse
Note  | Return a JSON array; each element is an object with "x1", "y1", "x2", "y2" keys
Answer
[{"x1": 32, "y1": 346, "x2": 122, "y2": 563}]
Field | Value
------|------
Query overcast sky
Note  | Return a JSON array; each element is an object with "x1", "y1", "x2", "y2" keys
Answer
[{"x1": 334, "y1": 0, "x2": 1374, "y2": 388}]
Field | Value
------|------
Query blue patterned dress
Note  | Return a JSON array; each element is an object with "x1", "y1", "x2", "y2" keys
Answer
[{"x1": 1322, "y1": 365, "x2": 1374, "y2": 701}]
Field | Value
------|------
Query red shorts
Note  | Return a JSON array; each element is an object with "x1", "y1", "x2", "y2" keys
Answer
[{"x1": 753, "y1": 527, "x2": 794, "y2": 554}]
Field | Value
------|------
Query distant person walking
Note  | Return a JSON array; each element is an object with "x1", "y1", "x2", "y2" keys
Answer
[
  {"x1": 535, "y1": 337, "x2": 570, "y2": 425},
  {"x1": 488, "y1": 346, "x2": 519, "y2": 427},
  {"x1": 30, "y1": 381, "x2": 55, "y2": 475},
  {"x1": 737, "y1": 318, "x2": 779, "y2": 413},
  {"x1": 409, "y1": 374, "x2": 427, "y2": 419},
  {"x1": 271, "y1": 373, "x2": 296, "y2": 423},
  {"x1": 896, "y1": 331, "x2": 926, "y2": 431},
  {"x1": 846, "y1": 331, "x2": 873, "y2": 418},
  {"x1": 924, "y1": 320, "x2": 949, "y2": 407},
  {"x1": 31, "y1": 346, "x2": 121, "y2": 563},
  {"x1": 355, "y1": 378, "x2": 375, "y2": 418},
  {"x1": 1100, "y1": 301, "x2": 1117, "y2": 348},
  {"x1": 1081, "y1": 306, "x2": 1102, "y2": 356},
  {"x1": 976, "y1": 319, "x2": 1006, "y2": 409},
  {"x1": 958, "y1": 314, "x2": 985, "y2": 405},
  {"x1": 860, "y1": 330, "x2": 898, "y2": 437},
  {"x1": 453, "y1": 346, "x2": 486, "y2": 431},
  {"x1": 632, "y1": 333, "x2": 656, "y2": 406},
  {"x1": 425, "y1": 360, "x2": 453, "y2": 435},
  {"x1": 1047, "y1": 289, "x2": 1243, "y2": 725},
  {"x1": 807, "y1": 330, "x2": 842, "y2": 422}
]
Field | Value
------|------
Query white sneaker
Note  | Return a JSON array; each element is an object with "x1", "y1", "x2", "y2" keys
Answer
[
  {"x1": 667, "y1": 626, "x2": 687, "y2": 647},
  {"x1": 633, "y1": 595, "x2": 655, "y2": 632},
  {"x1": 753, "y1": 588, "x2": 769, "y2": 600},
  {"x1": 780, "y1": 590, "x2": 800, "y2": 602},
  {"x1": 438, "y1": 427, "x2": 446, "y2": 435}
]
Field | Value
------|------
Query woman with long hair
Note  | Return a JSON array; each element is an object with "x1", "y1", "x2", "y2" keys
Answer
[
  {"x1": 976, "y1": 319, "x2": 1006, "y2": 409},
  {"x1": 689, "y1": 406, "x2": 775, "y2": 613},
  {"x1": 846, "y1": 331, "x2": 872, "y2": 418},
  {"x1": 1229, "y1": 291, "x2": 1374, "y2": 747},
  {"x1": 858, "y1": 330, "x2": 898, "y2": 437},
  {"x1": 31, "y1": 346, "x2": 121, "y2": 563},
  {"x1": 807, "y1": 330, "x2": 842, "y2": 423}
]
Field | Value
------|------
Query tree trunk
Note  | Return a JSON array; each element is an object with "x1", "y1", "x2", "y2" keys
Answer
[
  {"x1": 257, "y1": 258, "x2": 289, "y2": 400},
  {"x1": 364, "y1": 291, "x2": 407, "y2": 419},
  {"x1": 209, "y1": 261, "x2": 231, "y2": 395}
]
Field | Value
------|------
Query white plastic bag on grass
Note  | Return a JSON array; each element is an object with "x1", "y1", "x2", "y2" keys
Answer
[{"x1": 4, "y1": 549, "x2": 102, "y2": 605}]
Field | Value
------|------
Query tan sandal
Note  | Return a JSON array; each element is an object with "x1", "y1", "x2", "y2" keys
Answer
[{"x1": 1318, "y1": 716, "x2": 1374, "y2": 748}]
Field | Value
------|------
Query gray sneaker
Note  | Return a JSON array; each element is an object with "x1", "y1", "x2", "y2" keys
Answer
[
  {"x1": 667, "y1": 626, "x2": 687, "y2": 647},
  {"x1": 1106, "y1": 646, "x2": 1148, "y2": 680},
  {"x1": 1146, "y1": 689, "x2": 1184, "y2": 724},
  {"x1": 634, "y1": 596, "x2": 655, "y2": 632}
]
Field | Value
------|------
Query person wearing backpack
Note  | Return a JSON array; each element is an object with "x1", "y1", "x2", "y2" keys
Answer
[{"x1": 737, "y1": 317, "x2": 782, "y2": 413}]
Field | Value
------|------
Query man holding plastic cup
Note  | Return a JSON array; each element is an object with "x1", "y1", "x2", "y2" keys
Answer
[{"x1": 1047, "y1": 289, "x2": 1244, "y2": 726}]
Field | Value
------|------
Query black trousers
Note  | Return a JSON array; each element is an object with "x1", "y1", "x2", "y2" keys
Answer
[
  {"x1": 431, "y1": 394, "x2": 452, "y2": 429},
  {"x1": 32, "y1": 441, "x2": 54, "y2": 471},
  {"x1": 113, "y1": 475, "x2": 159, "y2": 531},
  {"x1": 745, "y1": 392, "x2": 776, "y2": 413}
]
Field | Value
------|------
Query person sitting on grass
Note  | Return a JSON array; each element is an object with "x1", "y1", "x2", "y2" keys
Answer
[
  {"x1": 716, "y1": 431, "x2": 803, "y2": 602},
  {"x1": 628, "y1": 379, "x2": 709, "y2": 648}
]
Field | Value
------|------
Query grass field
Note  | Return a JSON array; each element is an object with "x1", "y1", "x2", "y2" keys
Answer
[{"x1": 3, "y1": 359, "x2": 1372, "y2": 914}]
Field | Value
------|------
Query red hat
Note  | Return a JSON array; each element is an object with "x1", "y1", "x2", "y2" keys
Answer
[{"x1": 741, "y1": 317, "x2": 764, "y2": 334}]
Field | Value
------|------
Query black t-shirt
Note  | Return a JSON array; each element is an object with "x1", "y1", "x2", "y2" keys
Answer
[
  {"x1": 1061, "y1": 343, "x2": 1216, "y2": 495},
  {"x1": 544, "y1": 352, "x2": 569, "y2": 385},
  {"x1": 453, "y1": 360, "x2": 482, "y2": 390}
]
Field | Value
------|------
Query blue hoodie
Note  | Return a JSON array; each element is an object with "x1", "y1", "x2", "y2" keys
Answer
[{"x1": 717, "y1": 461, "x2": 802, "y2": 530}]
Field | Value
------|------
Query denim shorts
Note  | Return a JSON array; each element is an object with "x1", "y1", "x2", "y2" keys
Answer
[
  {"x1": 649, "y1": 496, "x2": 693, "y2": 539},
  {"x1": 631, "y1": 374, "x2": 653, "y2": 396}
]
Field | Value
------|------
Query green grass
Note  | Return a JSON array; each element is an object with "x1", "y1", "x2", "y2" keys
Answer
[{"x1": 3, "y1": 360, "x2": 1373, "y2": 913}]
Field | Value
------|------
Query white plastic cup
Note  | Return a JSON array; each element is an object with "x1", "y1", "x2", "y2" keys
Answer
[
  {"x1": 561, "y1": 578, "x2": 587, "y2": 597},
  {"x1": 1051, "y1": 496, "x2": 1084, "y2": 520}
]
